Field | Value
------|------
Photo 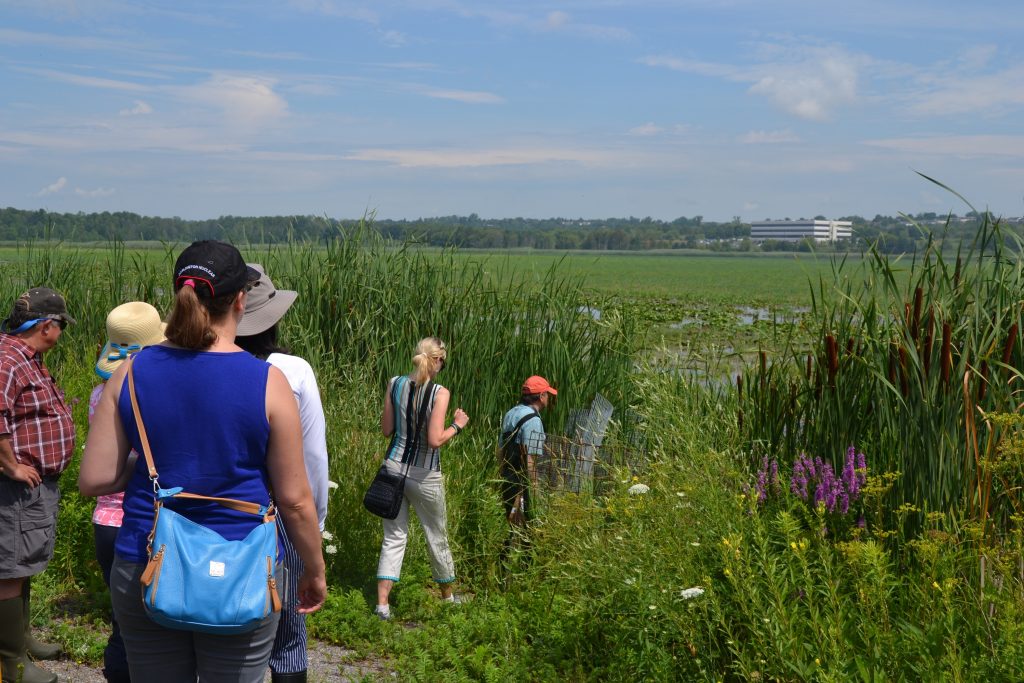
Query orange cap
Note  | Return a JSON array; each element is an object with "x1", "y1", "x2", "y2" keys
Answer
[{"x1": 522, "y1": 375, "x2": 558, "y2": 395}]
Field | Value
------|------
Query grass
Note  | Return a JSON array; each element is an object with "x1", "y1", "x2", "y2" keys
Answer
[{"x1": 8, "y1": 221, "x2": 1023, "y2": 681}]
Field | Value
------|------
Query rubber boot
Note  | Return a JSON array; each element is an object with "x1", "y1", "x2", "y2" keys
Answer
[
  {"x1": 270, "y1": 672, "x2": 307, "y2": 682},
  {"x1": 0, "y1": 595, "x2": 57, "y2": 683},
  {"x1": 22, "y1": 582, "x2": 60, "y2": 661}
]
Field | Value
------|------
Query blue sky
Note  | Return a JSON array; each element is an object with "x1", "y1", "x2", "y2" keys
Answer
[{"x1": 1, "y1": 0, "x2": 1022, "y2": 222}]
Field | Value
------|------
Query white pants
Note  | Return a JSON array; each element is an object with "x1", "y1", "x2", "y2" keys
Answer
[{"x1": 375, "y1": 460, "x2": 455, "y2": 583}]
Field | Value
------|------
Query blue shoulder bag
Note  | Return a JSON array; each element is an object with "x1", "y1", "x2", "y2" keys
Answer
[{"x1": 128, "y1": 359, "x2": 281, "y2": 635}]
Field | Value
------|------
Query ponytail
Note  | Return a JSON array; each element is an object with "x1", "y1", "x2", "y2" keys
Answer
[
  {"x1": 409, "y1": 336, "x2": 447, "y2": 385},
  {"x1": 411, "y1": 352, "x2": 432, "y2": 385},
  {"x1": 165, "y1": 286, "x2": 236, "y2": 350}
]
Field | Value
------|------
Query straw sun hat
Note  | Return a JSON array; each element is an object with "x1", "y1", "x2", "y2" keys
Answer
[
  {"x1": 236, "y1": 263, "x2": 298, "y2": 337},
  {"x1": 95, "y1": 302, "x2": 166, "y2": 379}
]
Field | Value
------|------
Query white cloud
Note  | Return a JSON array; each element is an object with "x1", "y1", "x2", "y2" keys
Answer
[
  {"x1": 863, "y1": 135, "x2": 1024, "y2": 158},
  {"x1": 119, "y1": 100, "x2": 153, "y2": 116},
  {"x1": 380, "y1": 30, "x2": 406, "y2": 47},
  {"x1": 0, "y1": 27, "x2": 135, "y2": 53},
  {"x1": 287, "y1": 0, "x2": 378, "y2": 24},
  {"x1": 75, "y1": 186, "x2": 115, "y2": 197},
  {"x1": 747, "y1": 53, "x2": 859, "y2": 121},
  {"x1": 37, "y1": 177, "x2": 67, "y2": 196},
  {"x1": 738, "y1": 129, "x2": 801, "y2": 144},
  {"x1": 419, "y1": 88, "x2": 504, "y2": 104},
  {"x1": 629, "y1": 123, "x2": 662, "y2": 136},
  {"x1": 346, "y1": 147, "x2": 612, "y2": 168},
  {"x1": 903, "y1": 65, "x2": 1024, "y2": 117},
  {"x1": 17, "y1": 67, "x2": 148, "y2": 92},
  {"x1": 546, "y1": 11, "x2": 570, "y2": 29},
  {"x1": 642, "y1": 45, "x2": 862, "y2": 121},
  {"x1": 176, "y1": 74, "x2": 289, "y2": 128}
]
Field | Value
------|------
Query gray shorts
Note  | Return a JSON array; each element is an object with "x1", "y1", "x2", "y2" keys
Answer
[
  {"x1": 0, "y1": 477, "x2": 61, "y2": 579},
  {"x1": 111, "y1": 556, "x2": 281, "y2": 682}
]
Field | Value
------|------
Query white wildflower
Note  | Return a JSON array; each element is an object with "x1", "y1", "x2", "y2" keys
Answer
[
  {"x1": 625, "y1": 577, "x2": 635, "y2": 586},
  {"x1": 327, "y1": 480, "x2": 339, "y2": 490},
  {"x1": 324, "y1": 545, "x2": 337, "y2": 555},
  {"x1": 680, "y1": 587, "x2": 705, "y2": 600},
  {"x1": 648, "y1": 604, "x2": 657, "y2": 610},
  {"x1": 628, "y1": 483, "x2": 650, "y2": 496},
  {"x1": 321, "y1": 530, "x2": 333, "y2": 541},
  {"x1": 690, "y1": 542, "x2": 700, "y2": 547},
  {"x1": 676, "y1": 491, "x2": 686, "y2": 497}
]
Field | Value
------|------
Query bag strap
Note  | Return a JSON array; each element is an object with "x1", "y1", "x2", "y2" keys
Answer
[
  {"x1": 404, "y1": 381, "x2": 435, "y2": 464},
  {"x1": 127, "y1": 358, "x2": 272, "y2": 519}
]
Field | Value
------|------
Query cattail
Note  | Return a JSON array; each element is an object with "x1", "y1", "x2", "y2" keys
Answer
[
  {"x1": 898, "y1": 344, "x2": 908, "y2": 397},
  {"x1": 953, "y1": 256, "x2": 961, "y2": 289},
  {"x1": 940, "y1": 322, "x2": 952, "y2": 387},
  {"x1": 911, "y1": 287, "x2": 923, "y2": 342},
  {"x1": 846, "y1": 337, "x2": 855, "y2": 358},
  {"x1": 736, "y1": 374, "x2": 743, "y2": 399},
  {"x1": 887, "y1": 342, "x2": 897, "y2": 386},
  {"x1": 825, "y1": 334, "x2": 838, "y2": 385},
  {"x1": 806, "y1": 353, "x2": 813, "y2": 382},
  {"x1": 923, "y1": 309, "x2": 934, "y2": 378},
  {"x1": 1002, "y1": 323, "x2": 1018, "y2": 366},
  {"x1": 759, "y1": 351, "x2": 767, "y2": 391}
]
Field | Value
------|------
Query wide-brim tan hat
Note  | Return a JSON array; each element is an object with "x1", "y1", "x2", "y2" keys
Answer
[
  {"x1": 236, "y1": 263, "x2": 297, "y2": 337},
  {"x1": 95, "y1": 302, "x2": 166, "y2": 379}
]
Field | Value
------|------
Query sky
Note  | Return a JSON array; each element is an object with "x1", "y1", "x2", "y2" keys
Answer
[{"x1": 1, "y1": 0, "x2": 1023, "y2": 222}]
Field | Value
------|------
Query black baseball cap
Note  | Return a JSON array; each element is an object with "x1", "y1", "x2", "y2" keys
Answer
[
  {"x1": 2, "y1": 287, "x2": 75, "y2": 331},
  {"x1": 173, "y1": 240, "x2": 260, "y2": 298}
]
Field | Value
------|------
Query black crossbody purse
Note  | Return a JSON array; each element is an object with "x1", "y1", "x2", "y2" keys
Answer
[{"x1": 363, "y1": 377, "x2": 434, "y2": 519}]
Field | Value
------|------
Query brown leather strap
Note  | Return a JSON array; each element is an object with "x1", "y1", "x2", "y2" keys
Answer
[
  {"x1": 127, "y1": 358, "x2": 158, "y2": 480},
  {"x1": 127, "y1": 359, "x2": 272, "y2": 519}
]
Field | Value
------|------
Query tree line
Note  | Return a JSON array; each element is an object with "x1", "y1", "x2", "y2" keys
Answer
[{"x1": 0, "y1": 207, "x2": 1016, "y2": 254}]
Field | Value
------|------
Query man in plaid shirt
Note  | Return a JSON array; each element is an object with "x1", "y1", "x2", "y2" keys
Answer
[{"x1": 0, "y1": 287, "x2": 76, "y2": 683}]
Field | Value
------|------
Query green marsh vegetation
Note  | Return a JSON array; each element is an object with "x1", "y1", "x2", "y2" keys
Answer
[{"x1": 6, "y1": 214, "x2": 1024, "y2": 680}]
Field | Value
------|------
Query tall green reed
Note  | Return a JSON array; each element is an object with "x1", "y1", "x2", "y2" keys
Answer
[{"x1": 738, "y1": 212, "x2": 1024, "y2": 535}]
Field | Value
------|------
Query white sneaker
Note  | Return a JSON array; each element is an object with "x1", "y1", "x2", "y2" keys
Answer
[{"x1": 374, "y1": 605, "x2": 391, "y2": 620}]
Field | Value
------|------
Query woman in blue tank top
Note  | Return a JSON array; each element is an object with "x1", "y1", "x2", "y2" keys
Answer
[
  {"x1": 80, "y1": 240, "x2": 327, "y2": 683},
  {"x1": 374, "y1": 337, "x2": 469, "y2": 620}
]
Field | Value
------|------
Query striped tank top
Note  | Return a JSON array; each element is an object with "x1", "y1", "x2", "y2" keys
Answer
[{"x1": 385, "y1": 375, "x2": 442, "y2": 471}]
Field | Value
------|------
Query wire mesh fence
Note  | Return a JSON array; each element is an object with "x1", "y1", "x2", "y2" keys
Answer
[{"x1": 505, "y1": 394, "x2": 648, "y2": 496}]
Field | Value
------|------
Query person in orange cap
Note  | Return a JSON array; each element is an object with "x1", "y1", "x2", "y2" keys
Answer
[{"x1": 499, "y1": 375, "x2": 557, "y2": 528}]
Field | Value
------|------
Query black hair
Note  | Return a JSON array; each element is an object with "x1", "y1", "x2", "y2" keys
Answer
[
  {"x1": 520, "y1": 393, "x2": 543, "y2": 405},
  {"x1": 235, "y1": 324, "x2": 290, "y2": 360}
]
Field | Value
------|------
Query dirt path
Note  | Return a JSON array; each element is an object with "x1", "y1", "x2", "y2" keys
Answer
[{"x1": 33, "y1": 639, "x2": 390, "y2": 682}]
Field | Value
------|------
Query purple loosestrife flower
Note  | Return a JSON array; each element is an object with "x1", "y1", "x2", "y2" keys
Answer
[
  {"x1": 753, "y1": 456, "x2": 782, "y2": 504},
  {"x1": 790, "y1": 454, "x2": 810, "y2": 500},
  {"x1": 792, "y1": 447, "x2": 870, "y2": 515}
]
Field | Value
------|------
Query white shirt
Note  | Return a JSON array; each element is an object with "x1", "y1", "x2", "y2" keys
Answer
[{"x1": 267, "y1": 353, "x2": 329, "y2": 530}]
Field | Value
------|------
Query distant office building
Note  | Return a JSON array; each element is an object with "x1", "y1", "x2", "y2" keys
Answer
[{"x1": 750, "y1": 219, "x2": 853, "y2": 243}]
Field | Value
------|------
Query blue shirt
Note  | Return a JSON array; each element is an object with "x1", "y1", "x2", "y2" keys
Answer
[
  {"x1": 115, "y1": 345, "x2": 272, "y2": 563},
  {"x1": 501, "y1": 404, "x2": 545, "y2": 456}
]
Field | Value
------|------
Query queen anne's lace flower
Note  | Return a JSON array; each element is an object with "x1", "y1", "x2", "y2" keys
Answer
[
  {"x1": 324, "y1": 545, "x2": 337, "y2": 555},
  {"x1": 680, "y1": 587, "x2": 705, "y2": 600},
  {"x1": 322, "y1": 530, "x2": 333, "y2": 541},
  {"x1": 327, "y1": 480, "x2": 339, "y2": 491},
  {"x1": 628, "y1": 483, "x2": 650, "y2": 495}
]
